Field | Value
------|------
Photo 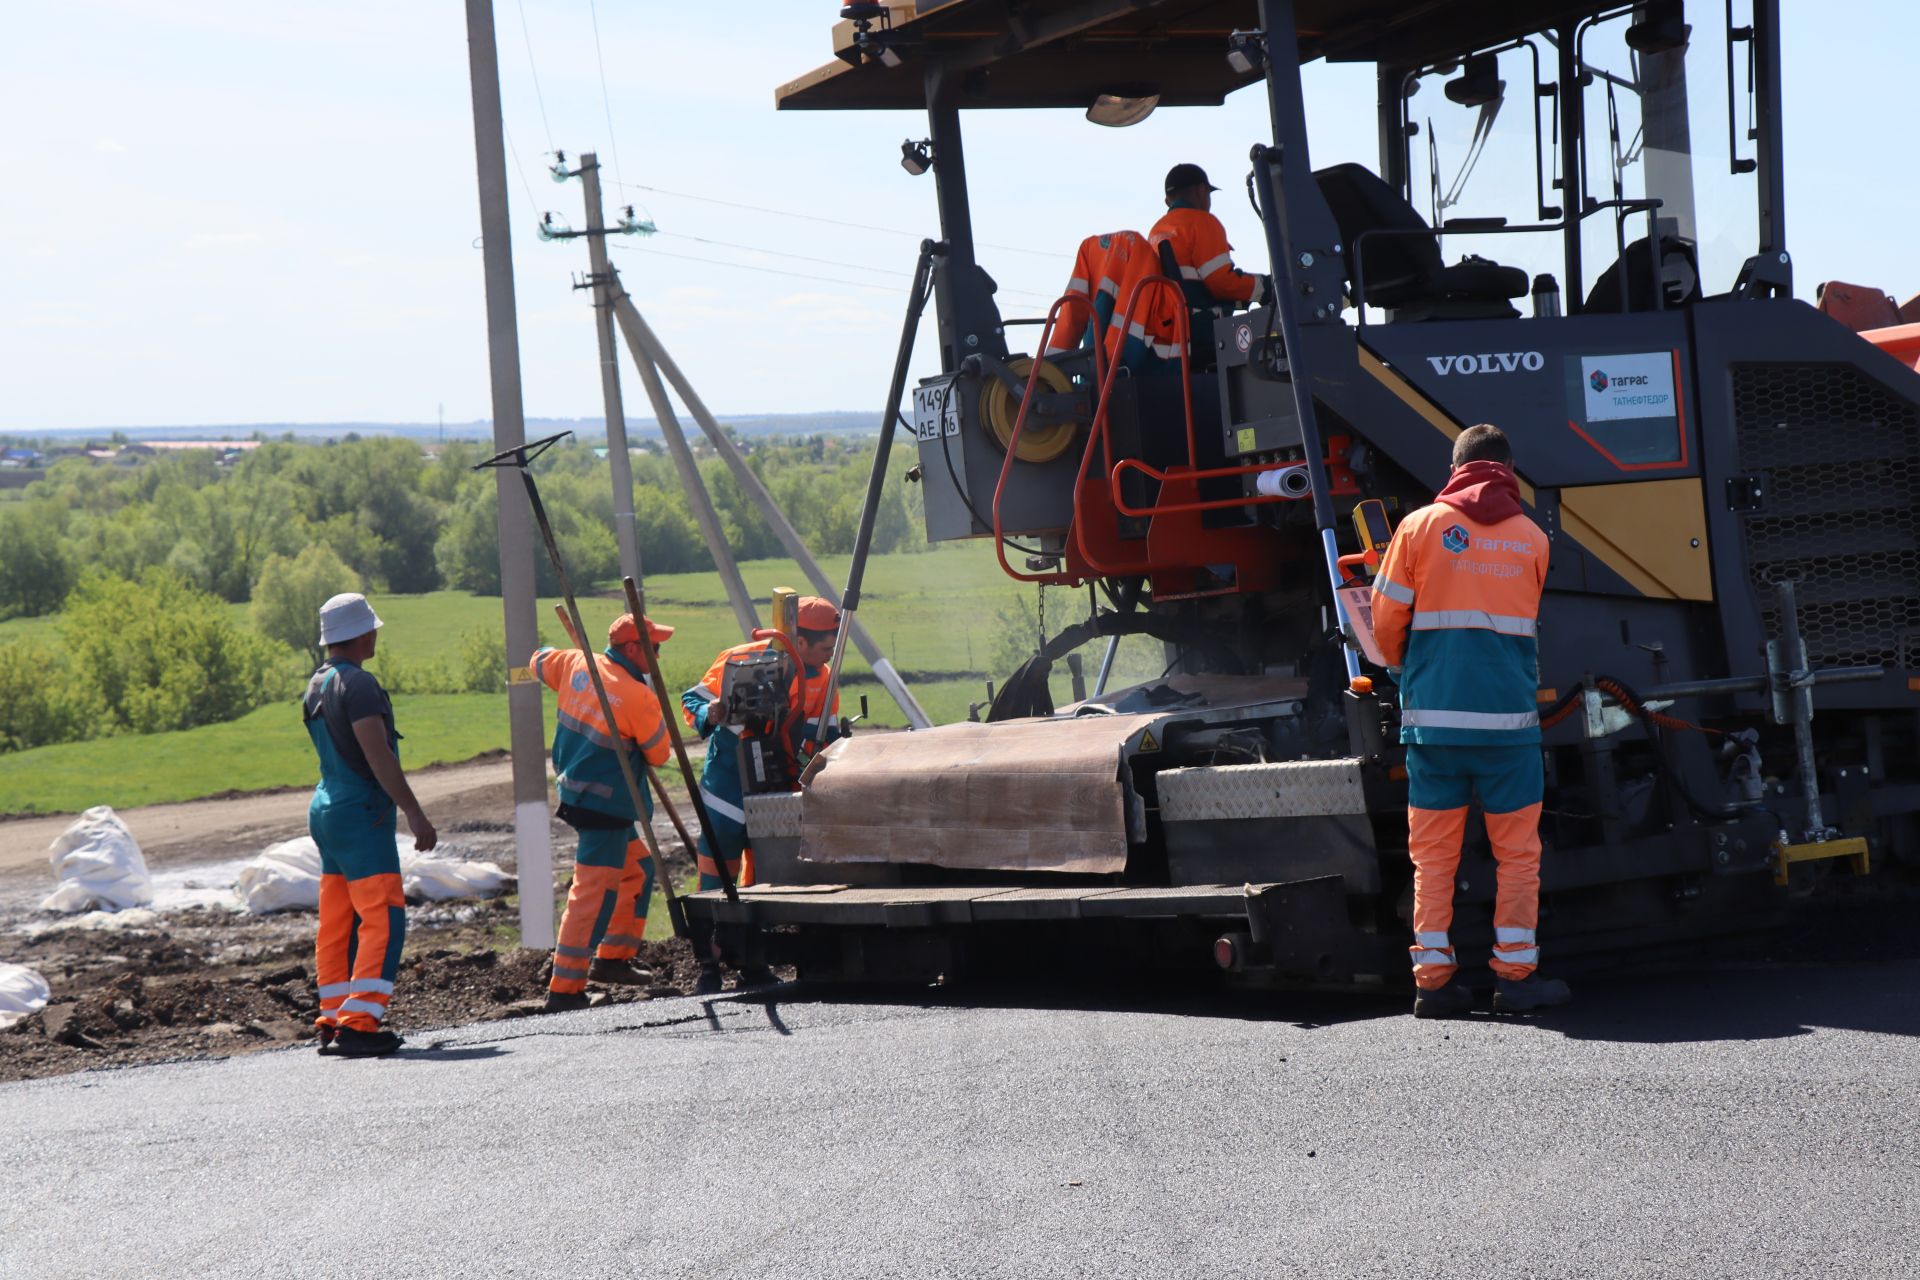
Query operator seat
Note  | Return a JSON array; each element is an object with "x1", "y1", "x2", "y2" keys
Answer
[
  {"x1": 1312, "y1": 162, "x2": 1528, "y2": 321},
  {"x1": 1585, "y1": 234, "x2": 1703, "y2": 313},
  {"x1": 1156, "y1": 238, "x2": 1220, "y2": 370}
]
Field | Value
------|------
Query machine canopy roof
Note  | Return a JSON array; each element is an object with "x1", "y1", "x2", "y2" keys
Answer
[{"x1": 779, "y1": 0, "x2": 1615, "y2": 111}]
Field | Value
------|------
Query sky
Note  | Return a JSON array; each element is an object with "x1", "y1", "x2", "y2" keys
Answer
[{"x1": 2, "y1": 1, "x2": 1915, "y2": 431}]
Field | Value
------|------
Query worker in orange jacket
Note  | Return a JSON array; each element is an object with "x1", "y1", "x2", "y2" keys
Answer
[
  {"x1": 1043, "y1": 230, "x2": 1184, "y2": 372},
  {"x1": 531, "y1": 612, "x2": 675, "y2": 1013},
  {"x1": 1370, "y1": 424, "x2": 1570, "y2": 1017},
  {"x1": 682, "y1": 596, "x2": 843, "y2": 993},
  {"x1": 1149, "y1": 162, "x2": 1270, "y2": 310},
  {"x1": 303, "y1": 593, "x2": 438, "y2": 1058}
]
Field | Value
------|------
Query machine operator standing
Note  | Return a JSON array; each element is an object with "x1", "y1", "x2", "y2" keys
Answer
[
  {"x1": 1370, "y1": 425, "x2": 1571, "y2": 1017},
  {"x1": 303, "y1": 593, "x2": 438, "y2": 1058},
  {"x1": 682, "y1": 596, "x2": 844, "y2": 993},
  {"x1": 532, "y1": 613, "x2": 676, "y2": 1013}
]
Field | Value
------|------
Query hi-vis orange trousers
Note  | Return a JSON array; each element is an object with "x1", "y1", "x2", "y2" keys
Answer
[
  {"x1": 311, "y1": 802, "x2": 407, "y2": 1034},
  {"x1": 551, "y1": 825, "x2": 657, "y2": 995},
  {"x1": 1406, "y1": 745, "x2": 1543, "y2": 990}
]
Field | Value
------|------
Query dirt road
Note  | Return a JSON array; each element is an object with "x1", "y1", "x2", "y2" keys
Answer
[{"x1": 0, "y1": 757, "x2": 517, "y2": 880}]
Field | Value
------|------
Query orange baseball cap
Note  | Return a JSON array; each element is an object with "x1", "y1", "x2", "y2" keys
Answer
[
  {"x1": 608, "y1": 613, "x2": 674, "y2": 646},
  {"x1": 795, "y1": 597, "x2": 840, "y2": 632}
]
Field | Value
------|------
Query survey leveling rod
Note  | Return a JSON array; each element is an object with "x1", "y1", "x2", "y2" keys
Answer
[
  {"x1": 621, "y1": 574, "x2": 736, "y2": 894},
  {"x1": 476, "y1": 432, "x2": 738, "y2": 945},
  {"x1": 817, "y1": 238, "x2": 944, "y2": 739}
]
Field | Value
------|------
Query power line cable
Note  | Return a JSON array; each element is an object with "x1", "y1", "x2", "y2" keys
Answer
[
  {"x1": 610, "y1": 238, "x2": 1054, "y2": 304},
  {"x1": 608, "y1": 242, "x2": 922, "y2": 293},
  {"x1": 514, "y1": 0, "x2": 556, "y2": 154},
  {"x1": 654, "y1": 230, "x2": 916, "y2": 278},
  {"x1": 586, "y1": 0, "x2": 625, "y2": 191},
  {"x1": 608, "y1": 240, "x2": 1053, "y2": 304},
  {"x1": 609, "y1": 180, "x2": 1058, "y2": 259},
  {"x1": 502, "y1": 125, "x2": 543, "y2": 227}
]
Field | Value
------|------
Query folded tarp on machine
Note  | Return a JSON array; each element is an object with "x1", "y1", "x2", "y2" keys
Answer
[{"x1": 798, "y1": 713, "x2": 1165, "y2": 875}]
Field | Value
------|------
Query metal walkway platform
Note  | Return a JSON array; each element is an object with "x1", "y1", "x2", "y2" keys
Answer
[{"x1": 688, "y1": 883, "x2": 1257, "y2": 928}]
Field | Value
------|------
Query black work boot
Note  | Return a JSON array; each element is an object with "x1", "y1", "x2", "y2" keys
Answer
[
  {"x1": 588, "y1": 958, "x2": 654, "y2": 986},
  {"x1": 1413, "y1": 980, "x2": 1475, "y2": 1019},
  {"x1": 543, "y1": 990, "x2": 591, "y2": 1013},
  {"x1": 315, "y1": 1024, "x2": 337, "y2": 1053},
  {"x1": 737, "y1": 964, "x2": 780, "y2": 988},
  {"x1": 331, "y1": 1027, "x2": 403, "y2": 1057},
  {"x1": 692, "y1": 965, "x2": 724, "y2": 996},
  {"x1": 1493, "y1": 974, "x2": 1572, "y2": 1013}
]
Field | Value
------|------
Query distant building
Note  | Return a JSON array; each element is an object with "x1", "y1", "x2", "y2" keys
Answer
[{"x1": 139, "y1": 440, "x2": 262, "y2": 453}]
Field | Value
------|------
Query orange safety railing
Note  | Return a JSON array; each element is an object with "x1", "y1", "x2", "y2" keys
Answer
[
  {"x1": 993, "y1": 273, "x2": 1318, "y2": 583},
  {"x1": 990, "y1": 290, "x2": 1105, "y2": 583}
]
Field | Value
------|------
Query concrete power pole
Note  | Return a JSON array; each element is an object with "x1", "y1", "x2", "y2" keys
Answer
[
  {"x1": 462, "y1": 0, "x2": 555, "y2": 949},
  {"x1": 610, "y1": 296, "x2": 932, "y2": 729},
  {"x1": 577, "y1": 153, "x2": 642, "y2": 585}
]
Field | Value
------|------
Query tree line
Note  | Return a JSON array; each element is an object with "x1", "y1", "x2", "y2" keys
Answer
[{"x1": 0, "y1": 433, "x2": 928, "y2": 753}]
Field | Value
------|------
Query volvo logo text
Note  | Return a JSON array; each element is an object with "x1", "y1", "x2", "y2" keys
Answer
[{"x1": 1426, "y1": 351, "x2": 1546, "y2": 375}]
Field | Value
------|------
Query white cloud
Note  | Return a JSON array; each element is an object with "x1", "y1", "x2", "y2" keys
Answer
[
  {"x1": 92, "y1": 139, "x2": 127, "y2": 154},
  {"x1": 184, "y1": 230, "x2": 264, "y2": 251}
]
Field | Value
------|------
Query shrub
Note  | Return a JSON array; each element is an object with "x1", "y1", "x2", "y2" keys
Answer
[
  {"x1": 251, "y1": 545, "x2": 364, "y2": 664},
  {"x1": 0, "y1": 640, "x2": 103, "y2": 753},
  {"x1": 62, "y1": 569, "x2": 299, "y2": 735},
  {"x1": 456, "y1": 626, "x2": 506, "y2": 694},
  {"x1": 0, "y1": 505, "x2": 74, "y2": 620}
]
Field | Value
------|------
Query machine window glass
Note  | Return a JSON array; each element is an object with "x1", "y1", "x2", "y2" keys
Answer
[{"x1": 1401, "y1": 4, "x2": 1758, "y2": 310}]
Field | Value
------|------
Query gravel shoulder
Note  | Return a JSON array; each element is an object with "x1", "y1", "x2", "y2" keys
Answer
[{"x1": 0, "y1": 756, "x2": 515, "y2": 879}]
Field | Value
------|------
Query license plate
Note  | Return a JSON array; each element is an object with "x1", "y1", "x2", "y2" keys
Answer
[{"x1": 912, "y1": 380, "x2": 961, "y2": 441}]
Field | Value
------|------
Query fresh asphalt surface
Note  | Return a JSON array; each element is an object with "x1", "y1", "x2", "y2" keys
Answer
[{"x1": 6, "y1": 940, "x2": 1919, "y2": 1278}]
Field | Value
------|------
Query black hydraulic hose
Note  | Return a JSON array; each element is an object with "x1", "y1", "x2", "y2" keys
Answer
[{"x1": 1539, "y1": 673, "x2": 1748, "y2": 822}]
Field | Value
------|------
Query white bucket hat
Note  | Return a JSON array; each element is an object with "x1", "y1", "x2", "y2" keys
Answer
[{"x1": 318, "y1": 593, "x2": 383, "y2": 646}]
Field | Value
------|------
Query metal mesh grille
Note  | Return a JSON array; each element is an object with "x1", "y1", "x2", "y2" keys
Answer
[{"x1": 1733, "y1": 362, "x2": 1920, "y2": 668}]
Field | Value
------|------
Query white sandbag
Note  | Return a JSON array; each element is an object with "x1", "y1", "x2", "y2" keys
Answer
[
  {"x1": 41, "y1": 806, "x2": 153, "y2": 913},
  {"x1": 233, "y1": 834, "x2": 511, "y2": 912},
  {"x1": 401, "y1": 850, "x2": 513, "y2": 902},
  {"x1": 0, "y1": 962, "x2": 51, "y2": 1030},
  {"x1": 234, "y1": 836, "x2": 323, "y2": 914}
]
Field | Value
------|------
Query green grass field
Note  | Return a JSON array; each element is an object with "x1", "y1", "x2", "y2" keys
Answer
[
  {"x1": 0, "y1": 544, "x2": 1170, "y2": 814},
  {"x1": 0, "y1": 694, "x2": 507, "y2": 815}
]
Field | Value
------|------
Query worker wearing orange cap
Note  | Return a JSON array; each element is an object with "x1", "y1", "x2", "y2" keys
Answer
[
  {"x1": 682, "y1": 596, "x2": 843, "y2": 993},
  {"x1": 531, "y1": 612, "x2": 675, "y2": 1013}
]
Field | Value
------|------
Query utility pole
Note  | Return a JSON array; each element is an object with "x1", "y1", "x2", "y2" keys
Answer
[
  {"x1": 576, "y1": 152, "x2": 642, "y2": 584},
  {"x1": 549, "y1": 156, "x2": 761, "y2": 638},
  {"x1": 608, "y1": 298, "x2": 762, "y2": 638},
  {"x1": 462, "y1": 0, "x2": 555, "y2": 950},
  {"x1": 612, "y1": 296, "x2": 931, "y2": 728}
]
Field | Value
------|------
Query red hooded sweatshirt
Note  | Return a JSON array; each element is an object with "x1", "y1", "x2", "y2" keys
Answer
[{"x1": 1434, "y1": 459, "x2": 1524, "y2": 524}]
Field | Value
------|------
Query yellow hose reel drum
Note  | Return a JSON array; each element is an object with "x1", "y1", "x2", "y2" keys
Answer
[{"x1": 981, "y1": 356, "x2": 1082, "y2": 464}]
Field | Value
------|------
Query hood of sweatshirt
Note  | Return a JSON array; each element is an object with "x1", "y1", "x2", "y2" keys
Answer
[{"x1": 1434, "y1": 459, "x2": 1524, "y2": 524}]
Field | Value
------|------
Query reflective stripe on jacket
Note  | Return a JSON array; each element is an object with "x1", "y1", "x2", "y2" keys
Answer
[
  {"x1": 1044, "y1": 230, "x2": 1184, "y2": 367},
  {"x1": 1149, "y1": 207, "x2": 1261, "y2": 306},
  {"x1": 1371, "y1": 502, "x2": 1549, "y2": 746},
  {"x1": 532, "y1": 646, "x2": 671, "y2": 820}
]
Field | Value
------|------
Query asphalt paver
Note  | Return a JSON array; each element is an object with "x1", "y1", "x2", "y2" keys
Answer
[{"x1": 4, "y1": 957, "x2": 1918, "y2": 1278}]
